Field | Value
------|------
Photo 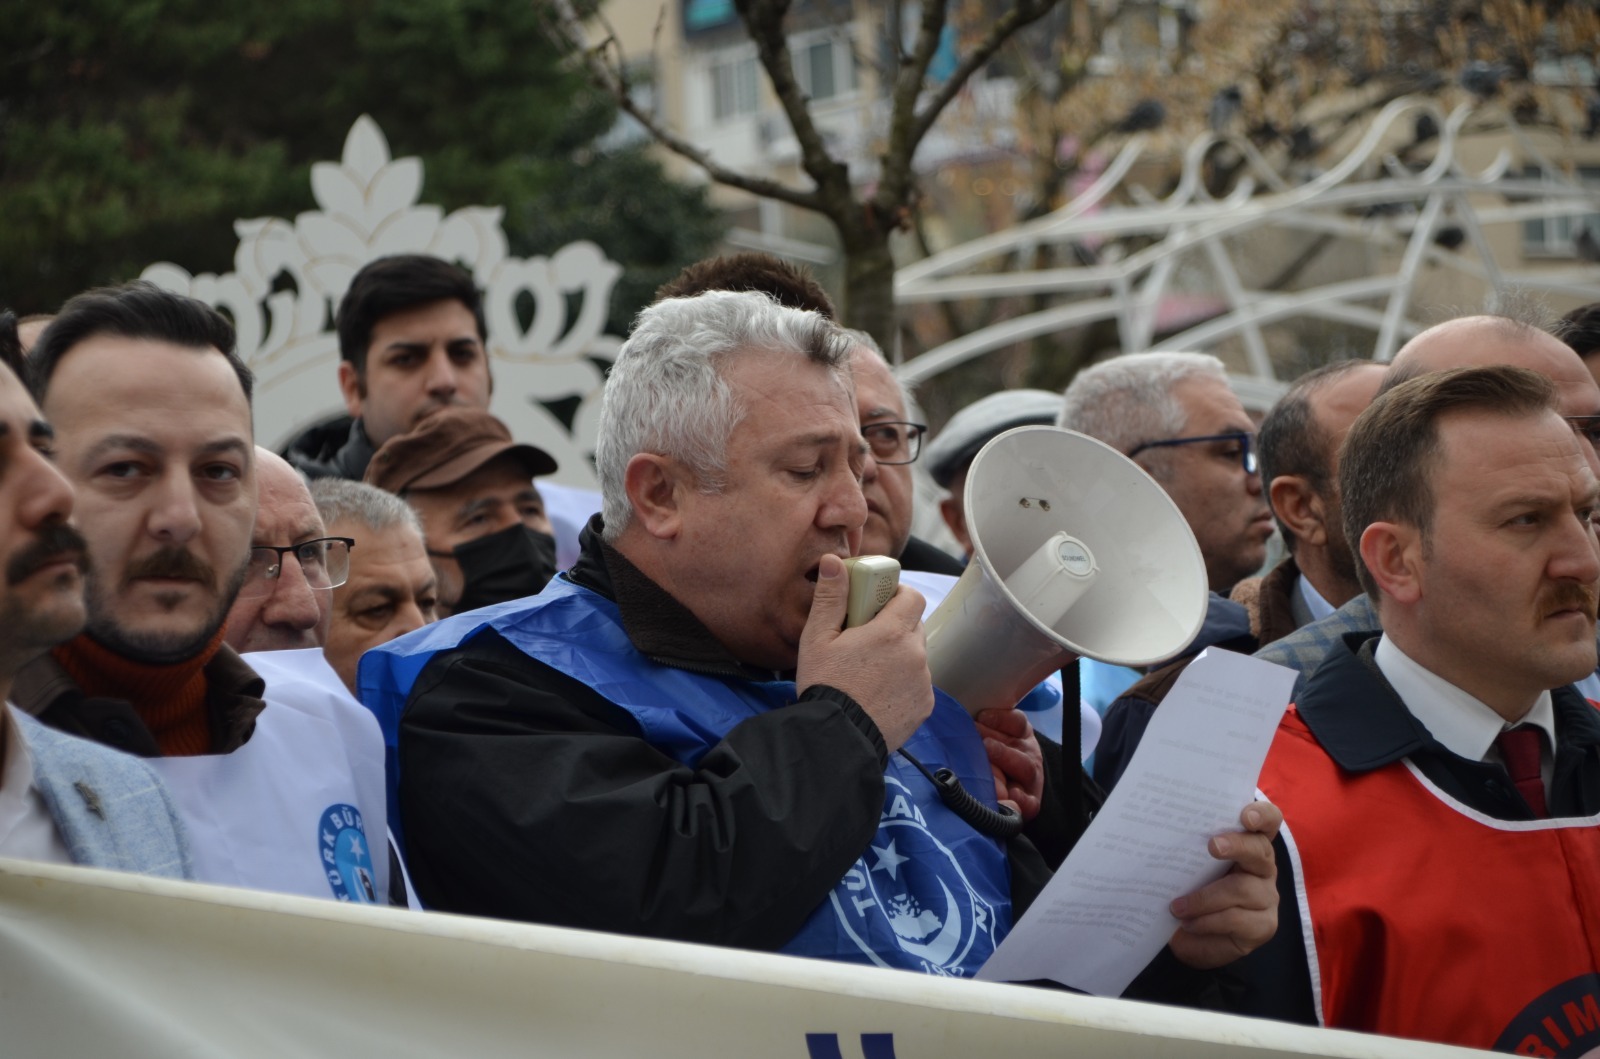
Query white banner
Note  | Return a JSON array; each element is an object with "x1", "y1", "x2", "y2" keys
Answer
[{"x1": 0, "y1": 858, "x2": 1486, "y2": 1058}]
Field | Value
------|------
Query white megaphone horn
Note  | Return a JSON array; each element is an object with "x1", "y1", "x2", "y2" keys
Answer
[{"x1": 926, "y1": 425, "x2": 1210, "y2": 717}]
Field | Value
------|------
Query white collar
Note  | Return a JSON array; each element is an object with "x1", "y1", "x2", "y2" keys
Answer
[
  {"x1": 1374, "y1": 637, "x2": 1557, "y2": 761},
  {"x1": 1296, "y1": 574, "x2": 1337, "y2": 623}
]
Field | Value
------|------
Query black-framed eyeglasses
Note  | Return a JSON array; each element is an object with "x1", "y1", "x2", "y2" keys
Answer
[
  {"x1": 862, "y1": 421, "x2": 928, "y2": 465},
  {"x1": 236, "y1": 537, "x2": 355, "y2": 599},
  {"x1": 1127, "y1": 432, "x2": 1259, "y2": 475},
  {"x1": 1568, "y1": 415, "x2": 1600, "y2": 454}
]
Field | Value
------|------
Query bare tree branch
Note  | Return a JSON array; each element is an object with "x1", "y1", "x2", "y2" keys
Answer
[
  {"x1": 908, "y1": 0, "x2": 1064, "y2": 150},
  {"x1": 544, "y1": 0, "x2": 825, "y2": 212},
  {"x1": 734, "y1": 0, "x2": 855, "y2": 218},
  {"x1": 879, "y1": 0, "x2": 950, "y2": 204}
]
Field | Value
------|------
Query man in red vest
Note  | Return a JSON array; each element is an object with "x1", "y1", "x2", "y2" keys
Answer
[{"x1": 1240, "y1": 363, "x2": 1600, "y2": 1054}]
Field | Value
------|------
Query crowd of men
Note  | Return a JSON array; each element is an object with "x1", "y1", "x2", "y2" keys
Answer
[{"x1": 4, "y1": 250, "x2": 1600, "y2": 1054}]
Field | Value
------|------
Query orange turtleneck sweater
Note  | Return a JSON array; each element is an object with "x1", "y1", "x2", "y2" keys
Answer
[{"x1": 51, "y1": 628, "x2": 226, "y2": 756}]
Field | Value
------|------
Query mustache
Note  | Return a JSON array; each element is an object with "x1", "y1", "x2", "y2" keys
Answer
[
  {"x1": 1543, "y1": 582, "x2": 1599, "y2": 621},
  {"x1": 123, "y1": 546, "x2": 217, "y2": 589},
  {"x1": 6, "y1": 522, "x2": 89, "y2": 586}
]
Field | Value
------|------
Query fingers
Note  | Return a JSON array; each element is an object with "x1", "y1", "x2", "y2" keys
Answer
[
  {"x1": 1167, "y1": 867, "x2": 1279, "y2": 970},
  {"x1": 799, "y1": 554, "x2": 848, "y2": 647},
  {"x1": 973, "y1": 706, "x2": 1032, "y2": 739},
  {"x1": 878, "y1": 582, "x2": 926, "y2": 631},
  {"x1": 1208, "y1": 827, "x2": 1278, "y2": 880},
  {"x1": 1240, "y1": 799, "x2": 1283, "y2": 840},
  {"x1": 982, "y1": 738, "x2": 1042, "y2": 796}
]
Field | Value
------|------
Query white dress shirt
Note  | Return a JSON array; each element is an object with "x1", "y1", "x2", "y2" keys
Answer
[
  {"x1": 1374, "y1": 637, "x2": 1556, "y2": 795},
  {"x1": 0, "y1": 703, "x2": 72, "y2": 864},
  {"x1": 1296, "y1": 574, "x2": 1337, "y2": 624}
]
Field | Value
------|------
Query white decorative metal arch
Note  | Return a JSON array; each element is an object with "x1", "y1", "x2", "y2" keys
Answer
[
  {"x1": 894, "y1": 96, "x2": 1600, "y2": 403},
  {"x1": 142, "y1": 116, "x2": 623, "y2": 489}
]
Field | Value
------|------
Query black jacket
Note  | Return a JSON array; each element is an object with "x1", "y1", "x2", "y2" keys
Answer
[
  {"x1": 282, "y1": 414, "x2": 375, "y2": 481},
  {"x1": 398, "y1": 519, "x2": 1221, "y2": 1000},
  {"x1": 1227, "y1": 632, "x2": 1600, "y2": 1024},
  {"x1": 898, "y1": 534, "x2": 966, "y2": 575}
]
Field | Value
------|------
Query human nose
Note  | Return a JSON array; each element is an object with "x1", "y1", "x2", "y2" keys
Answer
[
  {"x1": 146, "y1": 474, "x2": 203, "y2": 543},
  {"x1": 264, "y1": 555, "x2": 323, "y2": 631},
  {"x1": 390, "y1": 602, "x2": 431, "y2": 641},
  {"x1": 819, "y1": 461, "x2": 868, "y2": 544},
  {"x1": 424, "y1": 349, "x2": 459, "y2": 398},
  {"x1": 1555, "y1": 510, "x2": 1600, "y2": 585},
  {"x1": 19, "y1": 448, "x2": 75, "y2": 528}
]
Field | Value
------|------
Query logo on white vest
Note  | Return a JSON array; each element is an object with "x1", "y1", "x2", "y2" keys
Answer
[
  {"x1": 319, "y1": 803, "x2": 378, "y2": 903},
  {"x1": 830, "y1": 775, "x2": 998, "y2": 976}
]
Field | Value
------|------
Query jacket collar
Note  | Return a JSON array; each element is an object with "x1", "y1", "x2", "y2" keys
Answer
[
  {"x1": 1296, "y1": 631, "x2": 1600, "y2": 772},
  {"x1": 12, "y1": 644, "x2": 266, "y2": 757},
  {"x1": 570, "y1": 516, "x2": 779, "y2": 682}
]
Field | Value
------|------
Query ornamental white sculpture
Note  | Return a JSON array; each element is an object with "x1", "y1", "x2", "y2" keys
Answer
[{"x1": 142, "y1": 115, "x2": 622, "y2": 490}]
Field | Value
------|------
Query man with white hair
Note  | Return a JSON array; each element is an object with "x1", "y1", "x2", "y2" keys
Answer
[
  {"x1": 222, "y1": 448, "x2": 338, "y2": 653},
  {"x1": 364, "y1": 291, "x2": 1280, "y2": 989},
  {"x1": 1060, "y1": 352, "x2": 1272, "y2": 594}
]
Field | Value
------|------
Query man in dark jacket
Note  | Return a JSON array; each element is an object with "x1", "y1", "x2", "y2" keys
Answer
[
  {"x1": 284, "y1": 255, "x2": 491, "y2": 481},
  {"x1": 1240, "y1": 364, "x2": 1600, "y2": 1051},
  {"x1": 364, "y1": 289, "x2": 1280, "y2": 992}
]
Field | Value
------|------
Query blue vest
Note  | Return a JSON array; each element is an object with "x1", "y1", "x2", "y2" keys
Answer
[{"x1": 362, "y1": 575, "x2": 1013, "y2": 976}]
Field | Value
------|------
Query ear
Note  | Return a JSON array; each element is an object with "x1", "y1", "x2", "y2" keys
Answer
[
  {"x1": 1359, "y1": 521, "x2": 1423, "y2": 604},
  {"x1": 337, "y1": 361, "x2": 364, "y2": 420},
  {"x1": 1269, "y1": 475, "x2": 1326, "y2": 548},
  {"x1": 624, "y1": 453, "x2": 687, "y2": 540}
]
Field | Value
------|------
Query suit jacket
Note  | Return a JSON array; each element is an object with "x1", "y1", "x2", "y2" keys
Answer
[{"x1": 12, "y1": 708, "x2": 192, "y2": 878}]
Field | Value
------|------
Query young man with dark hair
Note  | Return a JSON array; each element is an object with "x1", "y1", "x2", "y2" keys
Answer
[
  {"x1": 285, "y1": 254, "x2": 491, "y2": 481},
  {"x1": 18, "y1": 282, "x2": 399, "y2": 903},
  {"x1": 1238, "y1": 365, "x2": 1600, "y2": 1048}
]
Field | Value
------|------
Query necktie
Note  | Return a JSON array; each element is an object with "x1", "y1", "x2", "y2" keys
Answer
[{"x1": 1495, "y1": 725, "x2": 1548, "y2": 818}]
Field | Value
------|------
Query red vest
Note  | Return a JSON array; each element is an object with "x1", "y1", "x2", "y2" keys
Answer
[{"x1": 1260, "y1": 707, "x2": 1600, "y2": 1055}]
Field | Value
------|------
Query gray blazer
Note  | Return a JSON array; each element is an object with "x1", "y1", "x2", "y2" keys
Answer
[
  {"x1": 1253, "y1": 593, "x2": 1380, "y2": 699},
  {"x1": 13, "y1": 709, "x2": 192, "y2": 878}
]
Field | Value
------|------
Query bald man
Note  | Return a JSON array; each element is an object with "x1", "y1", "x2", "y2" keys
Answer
[
  {"x1": 1258, "y1": 312, "x2": 1600, "y2": 691},
  {"x1": 223, "y1": 448, "x2": 336, "y2": 652}
]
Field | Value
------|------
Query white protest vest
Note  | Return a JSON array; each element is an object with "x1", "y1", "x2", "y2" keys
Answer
[{"x1": 150, "y1": 649, "x2": 391, "y2": 903}]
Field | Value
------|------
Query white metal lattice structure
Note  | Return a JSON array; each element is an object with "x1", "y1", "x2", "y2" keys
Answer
[
  {"x1": 894, "y1": 97, "x2": 1600, "y2": 401},
  {"x1": 142, "y1": 116, "x2": 623, "y2": 489}
]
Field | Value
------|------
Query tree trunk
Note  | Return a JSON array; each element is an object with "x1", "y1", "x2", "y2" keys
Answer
[{"x1": 838, "y1": 232, "x2": 901, "y2": 357}]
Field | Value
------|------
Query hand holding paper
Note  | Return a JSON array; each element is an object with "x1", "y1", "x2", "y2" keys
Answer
[
  {"x1": 976, "y1": 648, "x2": 1297, "y2": 994},
  {"x1": 1166, "y1": 799, "x2": 1282, "y2": 969}
]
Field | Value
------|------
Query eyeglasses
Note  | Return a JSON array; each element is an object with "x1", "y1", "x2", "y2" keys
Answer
[
  {"x1": 1568, "y1": 415, "x2": 1600, "y2": 455},
  {"x1": 236, "y1": 537, "x2": 355, "y2": 599},
  {"x1": 862, "y1": 421, "x2": 928, "y2": 465},
  {"x1": 1127, "y1": 432, "x2": 1259, "y2": 475}
]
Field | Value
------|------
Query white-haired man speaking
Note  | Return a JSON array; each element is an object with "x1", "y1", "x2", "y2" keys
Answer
[{"x1": 363, "y1": 291, "x2": 1277, "y2": 989}]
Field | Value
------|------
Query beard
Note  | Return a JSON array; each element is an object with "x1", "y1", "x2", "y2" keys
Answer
[{"x1": 83, "y1": 546, "x2": 251, "y2": 665}]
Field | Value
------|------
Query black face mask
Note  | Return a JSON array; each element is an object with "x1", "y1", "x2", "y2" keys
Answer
[{"x1": 432, "y1": 524, "x2": 557, "y2": 614}]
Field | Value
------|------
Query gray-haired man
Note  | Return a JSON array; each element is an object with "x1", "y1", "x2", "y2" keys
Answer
[
  {"x1": 363, "y1": 291, "x2": 1278, "y2": 989},
  {"x1": 1060, "y1": 351, "x2": 1272, "y2": 595}
]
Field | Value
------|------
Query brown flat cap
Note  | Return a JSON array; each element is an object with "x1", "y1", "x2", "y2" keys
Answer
[{"x1": 365, "y1": 407, "x2": 558, "y2": 494}]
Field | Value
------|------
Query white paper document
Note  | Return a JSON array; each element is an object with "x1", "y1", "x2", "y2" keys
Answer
[{"x1": 976, "y1": 648, "x2": 1297, "y2": 994}]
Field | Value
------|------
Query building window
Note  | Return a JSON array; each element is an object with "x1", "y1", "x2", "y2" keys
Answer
[
  {"x1": 1522, "y1": 166, "x2": 1600, "y2": 257},
  {"x1": 711, "y1": 52, "x2": 760, "y2": 120},
  {"x1": 791, "y1": 32, "x2": 856, "y2": 102}
]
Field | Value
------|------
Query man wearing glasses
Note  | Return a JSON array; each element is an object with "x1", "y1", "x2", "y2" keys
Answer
[
  {"x1": 15, "y1": 282, "x2": 397, "y2": 904},
  {"x1": 1060, "y1": 351, "x2": 1272, "y2": 596},
  {"x1": 847, "y1": 339, "x2": 964, "y2": 575},
  {"x1": 222, "y1": 449, "x2": 351, "y2": 652}
]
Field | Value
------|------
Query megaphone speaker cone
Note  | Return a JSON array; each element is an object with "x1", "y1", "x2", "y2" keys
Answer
[{"x1": 925, "y1": 425, "x2": 1209, "y2": 716}]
